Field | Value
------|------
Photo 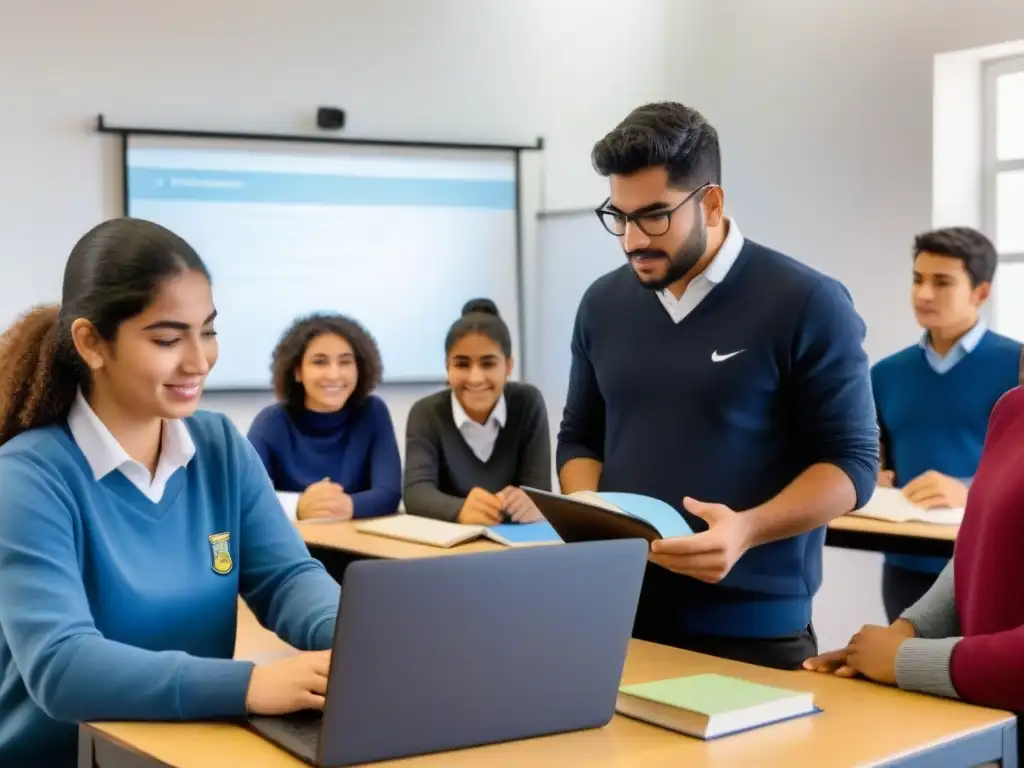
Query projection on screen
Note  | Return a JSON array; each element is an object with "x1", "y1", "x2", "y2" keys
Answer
[{"x1": 124, "y1": 135, "x2": 521, "y2": 389}]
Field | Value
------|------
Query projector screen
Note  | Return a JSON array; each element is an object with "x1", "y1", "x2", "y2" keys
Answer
[{"x1": 123, "y1": 134, "x2": 522, "y2": 389}]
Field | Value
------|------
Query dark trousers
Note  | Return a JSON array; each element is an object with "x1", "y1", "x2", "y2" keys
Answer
[
  {"x1": 882, "y1": 563, "x2": 941, "y2": 624},
  {"x1": 633, "y1": 621, "x2": 818, "y2": 671}
]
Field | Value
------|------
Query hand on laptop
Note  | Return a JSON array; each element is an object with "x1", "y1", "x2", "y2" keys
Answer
[
  {"x1": 297, "y1": 479, "x2": 354, "y2": 521},
  {"x1": 246, "y1": 650, "x2": 332, "y2": 715},
  {"x1": 458, "y1": 488, "x2": 504, "y2": 525},
  {"x1": 498, "y1": 486, "x2": 543, "y2": 523}
]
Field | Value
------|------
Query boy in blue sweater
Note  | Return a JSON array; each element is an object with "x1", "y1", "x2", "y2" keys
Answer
[
  {"x1": 558, "y1": 102, "x2": 878, "y2": 669},
  {"x1": 872, "y1": 227, "x2": 1021, "y2": 621},
  {"x1": 0, "y1": 219, "x2": 341, "y2": 766},
  {"x1": 248, "y1": 313, "x2": 402, "y2": 521}
]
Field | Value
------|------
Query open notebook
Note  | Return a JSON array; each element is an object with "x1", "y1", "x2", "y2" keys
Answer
[
  {"x1": 850, "y1": 486, "x2": 964, "y2": 525},
  {"x1": 356, "y1": 514, "x2": 562, "y2": 549},
  {"x1": 522, "y1": 488, "x2": 693, "y2": 543}
]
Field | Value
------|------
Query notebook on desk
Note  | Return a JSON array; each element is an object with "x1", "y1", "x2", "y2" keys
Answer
[
  {"x1": 355, "y1": 514, "x2": 562, "y2": 548},
  {"x1": 522, "y1": 488, "x2": 693, "y2": 543},
  {"x1": 850, "y1": 487, "x2": 964, "y2": 526},
  {"x1": 616, "y1": 673, "x2": 819, "y2": 740}
]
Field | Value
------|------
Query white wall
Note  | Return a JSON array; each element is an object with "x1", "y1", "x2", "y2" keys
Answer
[
  {"x1": 665, "y1": 0, "x2": 1024, "y2": 650},
  {"x1": 0, "y1": 0, "x2": 665, "y2": 444}
]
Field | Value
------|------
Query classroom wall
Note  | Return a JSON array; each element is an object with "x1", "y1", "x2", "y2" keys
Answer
[
  {"x1": 0, "y1": 0, "x2": 665, "y2": 448},
  {"x1": 663, "y1": 0, "x2": 1024, "y2": 650}
]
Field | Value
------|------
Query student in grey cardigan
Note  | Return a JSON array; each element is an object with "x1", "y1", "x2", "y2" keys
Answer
[{"x1": 403, "y1": 299, "x2": 552, "y2": 524}]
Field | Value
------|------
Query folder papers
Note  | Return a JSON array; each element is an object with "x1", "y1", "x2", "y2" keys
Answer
[
  {"x1": 850, "y1": 486, "x2": 964, "y2": 526},
  {"x1": 616, "y1": 674, "x2": 818, "y2": 740},
  {"x1": 356, "y1": 514, "x2": 562, "y2": 549},
  {"x1": 522, "y1": 488, "x2": 693, "y2": 543}
]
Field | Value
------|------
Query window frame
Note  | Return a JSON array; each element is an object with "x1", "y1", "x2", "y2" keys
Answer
[{"x1": 983, "y1": 54, "x2": 1024, "y2": 263}]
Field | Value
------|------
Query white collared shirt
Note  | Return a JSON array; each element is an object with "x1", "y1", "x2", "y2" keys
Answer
[
  {"x1": 450, "y1": 391, "x2": 507, "y2": 463},
  {"x1": 658, "y1": 218, "x2": 745, "y2": 324},
  {"x1": 67, "y1": 390, "x2": 196, "y2": 503},
  {"x1": 919, "y1": 319, "x2": 988, "y2": 375}
]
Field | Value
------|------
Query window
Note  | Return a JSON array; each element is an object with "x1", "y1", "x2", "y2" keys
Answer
[{"x1": 985, "y1": 56, "x2": 1024, "y2": 340}]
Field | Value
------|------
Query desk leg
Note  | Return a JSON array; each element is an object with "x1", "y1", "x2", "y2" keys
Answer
[{"x1": 1004, "y1": 716, "x2": 1019, "y2": 767}]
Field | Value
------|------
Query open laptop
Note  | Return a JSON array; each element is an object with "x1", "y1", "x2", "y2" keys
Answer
[{"x1": 248, "y1": 538, "x2": 647, "y2": 767}]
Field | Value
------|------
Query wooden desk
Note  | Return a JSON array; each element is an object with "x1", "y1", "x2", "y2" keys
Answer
[
  {"x1": 81, "y1": 602, "x2": 1017, "y2": 768},
  {"x1": 826, "y1": 515, "x2": 957, "y2": 558}
]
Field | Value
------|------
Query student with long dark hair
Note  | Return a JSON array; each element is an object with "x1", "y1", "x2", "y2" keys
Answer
[
  {"x1": 0, "y1": 218, "x2": 340, "y2": 766},
  {"x1": 247, "y1": 313, "x2": 401, "y2": 521},
  {"x1": 404, "y1": 299, "x2": 551, "y2": 524}
]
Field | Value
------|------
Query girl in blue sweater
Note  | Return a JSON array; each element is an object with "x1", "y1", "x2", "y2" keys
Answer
[
  {"x1": 247, "y1": 314, "x2": 402, "y2": 520},
  {"x1": 0, "y1": 218, "x2": 341, "y2": 766}
]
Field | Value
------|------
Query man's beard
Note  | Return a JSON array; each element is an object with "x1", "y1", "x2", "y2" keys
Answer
[{"x1": 627, "y1": 216, "x2": 708, "y2": 292}]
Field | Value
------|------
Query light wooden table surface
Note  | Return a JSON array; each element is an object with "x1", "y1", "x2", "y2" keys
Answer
[
  {"x1": 84, "y1": 600, "x2": 1015, "y2": 768},
  {"x1": 827, "y1": 515, "x2": 958, "y2": 542}
]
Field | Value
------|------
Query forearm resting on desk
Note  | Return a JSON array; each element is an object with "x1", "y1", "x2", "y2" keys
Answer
[
  {"x1": 558, "y1": 458, "x2": 602, "y2": 494},
  {"x1": 895, "y1": 563, "x2": 961, "y2": 700}
]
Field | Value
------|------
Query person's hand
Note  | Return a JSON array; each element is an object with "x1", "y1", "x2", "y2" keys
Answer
[
  {"x1": 802, "y1": 619, "x2": 915, "y2": 681},
  {"x1": 648, "y1": 498, "x2": 753, "y2": 583},
  {"x1": 245, "y1": 650, "x2": 332, "y2": 715},
  {"x1": 877, "y1": 469, "x2": 895, "y2": 488},
  {"x1": 498, "y1": 486, "x2": 543, "y2": 523},
  {"x1": 902, "y1": 470, "x2": 968, "y2": 509},
  {"x1": 297, "y1": 479, "x2": 353, "y2": 521},
  {"x1": 457, "y1": 487, "x2": 503, "y2": 525}
]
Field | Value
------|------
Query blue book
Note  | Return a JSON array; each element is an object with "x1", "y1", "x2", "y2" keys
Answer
[{"x1": 522, "y1": 488, "x2": 693, "y2": 543}]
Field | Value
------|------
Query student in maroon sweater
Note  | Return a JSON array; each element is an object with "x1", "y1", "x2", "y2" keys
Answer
[{"x1": 805, "y1": 386, "x2": 1024, "y2": 714}]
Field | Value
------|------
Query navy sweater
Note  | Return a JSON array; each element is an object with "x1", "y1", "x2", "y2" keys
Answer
[
  {"x1": 873, "y1": 332, "x2": 1022, "y2": 573},
  {"x1": 247, "y1": 396, "x2": 402, "y2": 519},
  {"x1": 557, "y1": 240, "x2": 878, "y2": 638}
]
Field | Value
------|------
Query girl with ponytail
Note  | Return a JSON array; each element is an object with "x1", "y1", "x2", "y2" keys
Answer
[
  {"x1": 0, "y1": 218, "x2": 341, "y2": 766},
  {"x1": 403, "y1": 298, "x2": 552, "y2": 524}
]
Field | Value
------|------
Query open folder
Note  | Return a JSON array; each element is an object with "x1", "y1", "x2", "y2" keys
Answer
[
  {"x1": 356, "y1": 514, "x2": 562, "y2": 549},
  {"x1": 522, "y1": 488, "x2": 693, "y2": 543}
]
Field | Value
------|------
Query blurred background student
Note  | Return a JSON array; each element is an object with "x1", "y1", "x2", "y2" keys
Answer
[
  {"x1": 404, "y1": 299, "x2": 551, "y2": 525},
  {"x1": 871, "y1": 228, "x2": 1021, "y2": 621},
  {"x1": 248, "y1": 313, "x2": 401, "y2": 521}
]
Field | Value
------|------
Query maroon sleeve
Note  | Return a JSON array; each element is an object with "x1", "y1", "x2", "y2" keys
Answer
[{"x1": 950, "y1": 631, "x2": 1024, "y2": 711}]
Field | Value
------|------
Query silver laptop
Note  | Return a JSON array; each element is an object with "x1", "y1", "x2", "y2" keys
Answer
[{"x1": 249, "y1": 539, "x2": 647, "y2": 767}]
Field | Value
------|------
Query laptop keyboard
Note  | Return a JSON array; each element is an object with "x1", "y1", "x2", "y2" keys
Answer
[{"x1": 252, "y1": 708, "x2": 323, "y2": 756}]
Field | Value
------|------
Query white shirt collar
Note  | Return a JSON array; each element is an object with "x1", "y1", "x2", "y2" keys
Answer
[
  {"x1": 700, "y1": 217, "x2": 744, "y2": 285},
  {"x1": 450, "y1": 391, "x2": 507, "y2": 430},
  {"x1": 657, "y1": 218, "x2": 744, "y2": 321},
  {"x1": 919, "y1": 319, "x2": 988, "y2": 355},
  {"x1": 67, "y1": 390, "x2": 196, "y2": 502}
]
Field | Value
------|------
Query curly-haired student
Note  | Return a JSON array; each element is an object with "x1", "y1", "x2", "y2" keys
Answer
[{"x1": 247, "y1": 313, "x2": 401, "y2": 521}]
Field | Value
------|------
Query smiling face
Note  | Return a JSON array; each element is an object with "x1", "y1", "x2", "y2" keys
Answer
[
  {"x1": 912, "y1": 251, "x2": 989, "y2": 333},
  {"x1": 446, "y1": 332, "x2": 512, "y2": 422},
  {"x1": 296, "y1": 332, "x2": 358, "y2": 412},
  {"x1": 72, "y1": 269, "x2": 218, "y2": 421}
]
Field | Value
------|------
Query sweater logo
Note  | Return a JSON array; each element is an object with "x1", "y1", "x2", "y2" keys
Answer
[
  {"x1": 208, "y1": 532, "x2": 233, "y2": 575},
  {"x1": 711, "y1": 349, "x2": 744, "y2": 363}
]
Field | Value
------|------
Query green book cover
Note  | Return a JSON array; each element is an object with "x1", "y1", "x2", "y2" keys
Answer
[{"x1": 619, "y1": 674, "x2": 807, "y2": 716}]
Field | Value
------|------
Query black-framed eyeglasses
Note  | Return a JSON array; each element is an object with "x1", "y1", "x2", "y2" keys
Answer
[{"x1": 594, "y1": 182, "x2": 713, "y2": 237}]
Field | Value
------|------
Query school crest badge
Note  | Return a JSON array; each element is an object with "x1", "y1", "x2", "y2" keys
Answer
[{"x1": 208, "y1": 532, "x2": 233, "y2": 575}]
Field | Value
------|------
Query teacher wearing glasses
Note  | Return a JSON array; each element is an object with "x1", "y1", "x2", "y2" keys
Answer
[{"x1": 556, "y1": 101, "x2": 878, "y2": 670}]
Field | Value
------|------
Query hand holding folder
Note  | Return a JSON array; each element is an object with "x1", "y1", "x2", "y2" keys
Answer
[{"x1": 648, "y1": 497, "x2": 752, "y2": 584}]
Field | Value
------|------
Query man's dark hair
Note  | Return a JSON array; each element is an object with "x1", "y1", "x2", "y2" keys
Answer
[
  {"x1": 591, "y1": 102, "x2": 721, "y2": 189},
  {"x1": 913, "y1": 227, "x2": 997, "y2": 286}
]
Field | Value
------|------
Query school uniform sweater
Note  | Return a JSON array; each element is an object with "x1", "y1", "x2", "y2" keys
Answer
[
  {"x1": 872, "y1": 328, "x2": 1022, "y2": 573},
  {"x1": 557, "y1": 240, "x2": 879, "y2": 638},
  {"x1": 247, "y1": 396, "x2": 402, "y2": 519},
  {"x1": 0, "y1": 410, "x2": 340, "y2": 766}
]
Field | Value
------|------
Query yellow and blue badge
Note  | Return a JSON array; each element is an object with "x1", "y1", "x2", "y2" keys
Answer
[{"x1": 208, "y1": 532, "x2": 233, "y2": 575}]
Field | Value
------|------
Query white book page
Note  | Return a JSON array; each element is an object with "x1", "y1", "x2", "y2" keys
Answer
[
  {"x1": 356, "y1": 515, "x2": 484, "y2": 548},
  {"x1": 851, "y1": 487, "x2": 964, "y2": 525},
  {"x1": 567, "y1": 490, "x2": 624, "y2": 513}
]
